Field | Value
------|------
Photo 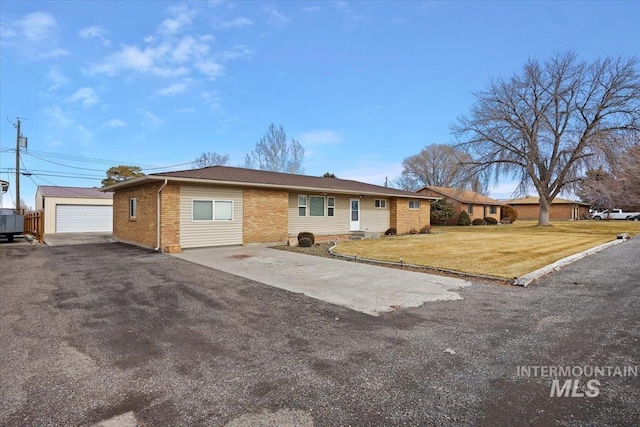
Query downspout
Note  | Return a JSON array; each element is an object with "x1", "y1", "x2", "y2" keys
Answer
[{"x1": 155, "y1": 179, "x2": 168, "y2": 251}]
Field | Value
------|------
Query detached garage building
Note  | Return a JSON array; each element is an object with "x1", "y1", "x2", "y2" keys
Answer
[{"x1": 35, "y1": 186, "x2": 113, "y2": 234}]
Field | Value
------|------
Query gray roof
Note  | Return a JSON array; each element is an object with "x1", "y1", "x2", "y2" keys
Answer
[
  {"x1": 106, "y1": 166, "x2": 436, "y2": 199},
  {"x1": 38, "y1": 186, "x2": 113, "y2": 199}
]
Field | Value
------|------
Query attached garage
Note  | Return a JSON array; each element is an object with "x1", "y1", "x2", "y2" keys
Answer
[
  {"x1": 55, "y1": 205, "x2": 113, "y2": 233},
  {"x1": 35, "y1": 186, "x2": 114, "y2": 234}
]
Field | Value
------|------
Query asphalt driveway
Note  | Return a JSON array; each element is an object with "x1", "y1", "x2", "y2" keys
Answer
[
  {"x1": 1, "y1": 240, "x2": 639, "y2": 426},
  {"x1": 45, "y1": 232, "x2": 114, "y2": 246},
  {"x1": 173, "y1": 245, "x2": 471, "y2": 316}
]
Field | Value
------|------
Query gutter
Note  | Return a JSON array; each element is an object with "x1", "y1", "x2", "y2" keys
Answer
[{"x1": 155, "y1": 179, "x2": 168, "y2": 251}]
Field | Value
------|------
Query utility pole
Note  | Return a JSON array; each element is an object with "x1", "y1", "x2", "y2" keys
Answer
[{"x1": 15, "y1": 118, "x2": 21, "y2": 214}]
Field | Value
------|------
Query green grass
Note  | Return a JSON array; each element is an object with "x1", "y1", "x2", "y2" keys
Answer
[{"x1": 333, "y1": 220, "x2": 640, "y2": 279}]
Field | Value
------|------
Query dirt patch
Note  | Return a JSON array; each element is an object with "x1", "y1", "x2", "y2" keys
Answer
[{"x1": 271, "y1": 241, "x2": 335, "y2": 258}]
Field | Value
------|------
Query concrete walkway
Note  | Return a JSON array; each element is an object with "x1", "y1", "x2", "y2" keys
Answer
[{"x1": 173, "y1": 245, "x2": 472, "y2": 316}]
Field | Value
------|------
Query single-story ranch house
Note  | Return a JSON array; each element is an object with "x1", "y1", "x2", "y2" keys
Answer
[
  {"x1": 35, "y1": 186, "x2": 113, "y2": 234},
  {"x1": 417, "y1": 185, "x2": 504, "y2": 225},
  {"x1": 103, "y1": 166, "x2": 438, "y2": 253},
  {"x1": 503, "y1": 196, "x2": 590, "y2": 221}
]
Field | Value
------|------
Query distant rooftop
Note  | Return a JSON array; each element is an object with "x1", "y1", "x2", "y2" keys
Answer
[
  {"x1": 37, "y1": 186, "x2": 113, "y2": 199},
  {"x1": 503, "y1": 195, "x2": 589, "y2": 205}
]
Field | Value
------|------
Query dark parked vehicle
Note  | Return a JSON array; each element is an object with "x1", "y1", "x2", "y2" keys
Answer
[{"x1": 629, "y1": 214, "x2": 640, "y2": 221}]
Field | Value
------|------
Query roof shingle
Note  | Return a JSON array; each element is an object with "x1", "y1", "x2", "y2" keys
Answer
[
  {"x1": 38, "y1": 186, "x2": 113, "y2": 199},
  {"x1": 418, "y1": 186, "x2": 504, "y2": 205}
]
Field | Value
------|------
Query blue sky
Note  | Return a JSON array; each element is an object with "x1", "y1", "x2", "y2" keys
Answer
[{"x1": 1, "y1": 0, "x2": 639, "y2": 208}]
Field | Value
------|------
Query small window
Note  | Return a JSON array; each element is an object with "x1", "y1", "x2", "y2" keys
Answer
[
  {"x1": 193, "y1": 200, "x2": 213, "y2": 221},
  {"x1": 489, "y1": 206, "x2": 497, "y2": 215},
  {"x1": 129, "y1": 198, "x2": 137, "y2": 218},
  {"x1": 309, "y1": 196, "x2": 325, "y2": 217},
  {"x1": 468, "y1": 204, "x2": 474, "y2": 214},
  {"x1": 409, "y1": 200, "x2": 420, "y2": 210},
  {"x1": 327, "y1": 197, "x2": 335, "y2": 217},
  {"x1": 298, "y1": 195, "x2": 307, "y2": 217},
  {"x1": 214, "y1": 201, "x2": 233, "y2": 221},
  {"x1": 374, "y1": 199, "x2": 386, "y2": 208}
]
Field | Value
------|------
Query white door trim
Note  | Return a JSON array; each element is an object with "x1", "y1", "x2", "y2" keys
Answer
[{"x1": 349, "y1": 198, "x2": 360, "y2": 231}]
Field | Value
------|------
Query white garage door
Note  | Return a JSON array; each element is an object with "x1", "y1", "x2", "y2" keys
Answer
[{"x1": 55, "y1": 205, "x2": 113, "y2": 233}]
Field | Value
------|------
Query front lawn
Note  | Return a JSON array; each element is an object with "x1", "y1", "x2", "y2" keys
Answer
[{"x1": 333, "y1": 220, "x2": 640, "y2": 279}]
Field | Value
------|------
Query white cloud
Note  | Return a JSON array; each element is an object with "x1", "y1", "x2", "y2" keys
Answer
[
  {"x1": 265, "y1": 6, "x2": 290, "y2": 26},
  {"x1": 155, "y1": 81, "x2": 189, "y2": 96},
  {"x1": 339, "y1": 162, "x2": 404, "y2": 187},
  {"x1": 47, "y1": 68, "x2": 68, "y2": 91},
  {"x1": 143, "y1": 110, "x2": 163, "y2": 125},
  {"x1": 66, "y1": 87, "x2": 99, "y2": 107},
  {"x1": 195, "y1": 60, "x2": 223, "y2": 80},
  {"x1": 19, "y1": 12, "x2": 58, "y2": 41},
  {"x1": 79, "y1": 25, "x2": 110, "y2": 45},
  {"x1": 75, "y1": 124, "x2": 94, "y2": 140},
  {"x1": 213, "y1": 17, "x2": 253, "y2": 30},
  {"x1": 35, "y1": 48, "x2": 70, "y2": 59},
  {"x1": 159, "y1": 3, "x2": 196, "y2": 35},
  {"x1": 103, "y1": 118, "x2": 127, "y2": 128},
  {"x1": 298, "y1": 129, "x2": 342, "y2": 145},
  {"x1": 44, "y1": 104, "x2": 72, "y2": 127},
  {"x1": 220, "y1": 45, "x2": 253, "y2": 60}
]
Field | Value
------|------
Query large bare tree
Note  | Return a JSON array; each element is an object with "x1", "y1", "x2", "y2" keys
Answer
[
  {"x1": 393, "y1": 143, "x2": 488, "y2": 193},
  {"x1": 245, "y1": 123, "x2": 305, "y2": 174},
  {"x1": 193, "y1": 152, "x2": 230, "y2": 168},
  {"x1": 452, "y1": 52, "x2": 640, "y2": 225}
]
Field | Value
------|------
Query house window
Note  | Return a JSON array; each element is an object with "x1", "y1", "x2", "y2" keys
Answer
[
  {"x1": 309, "y1": 196, "x2": 325, "y2": 217},
  {"x1": 214, "y1": 201, "x2": 233, "y2": 221},
  {"x1": 468, "y1": 204, "x2": 474, "y2": 214},
  {"x1": 298, "y1": 195, "x2": 307, "y2": 216},
  {"x1": 327, "y1": 197, "x2": 335, "y2": 217},
  {"x1": 193, "y1": 200, "x2": 213, "y2": 221},
  {"x1": 192, "y1": 200, "x2": 234, "y2": 221},
  {"x1": 489, "y1": 206, "x2": 497, "y2": 215},
  {"x1": 409, "y1": 200, "x2": 420, "y2": 210},
  {"x1": 374, "y1": 199, "x2": 386, "y2": 208},
  {"x1": 129, "y1": 198, "x2": 137, "y2": 218}
]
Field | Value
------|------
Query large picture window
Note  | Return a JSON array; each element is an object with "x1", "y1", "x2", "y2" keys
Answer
[
  {"x1": 309, "y1": 196, "x2": 325, "y2": 217},
  {"x1": 192, "y1": 200, "x2": 233, "y2": 221}
]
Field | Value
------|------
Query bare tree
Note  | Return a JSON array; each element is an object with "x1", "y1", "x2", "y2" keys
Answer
[
  {"x1": 452, "y1": 52, "x2": 640, "y2": 225},
  {"x1": 578, "y1": 141, "x2": 640, "y2": 210},
  {"x1": 244, "y1": 123, "x2": 305, "y2": 174},
  {"x1": 193, "y1": 152, "x2": 230, "y2": 168},
  {"x1": 394, "y1": 144, "x2": 488, "y2": 193}
]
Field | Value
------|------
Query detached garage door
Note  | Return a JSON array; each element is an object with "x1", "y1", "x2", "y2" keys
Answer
[{"x1": 55, "y1": 205, "x2": 113, "y2": 233}]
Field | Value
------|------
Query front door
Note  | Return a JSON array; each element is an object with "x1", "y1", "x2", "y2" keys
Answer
[{"x1": 350, "y1": 198, "x2": 360, "y2": 231}]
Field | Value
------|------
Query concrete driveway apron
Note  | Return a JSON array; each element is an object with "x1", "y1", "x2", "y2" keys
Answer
[{"x1": 173, "y1": 245, "x2": 472, "y2": 316}]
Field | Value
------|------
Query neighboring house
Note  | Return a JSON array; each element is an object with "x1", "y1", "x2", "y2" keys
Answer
[
  {"x1": 503, "y1": 196, "x2": 590, "y2": 221},
  {"x1": 102, "y1": 166, "x2": 437, "y2": 253},
  {"x1": 416, "y1": 186, "x2": 504, "y2": 225},
  {"x1": 35, "y1": 186, "x2": 113, "y2": 234}
]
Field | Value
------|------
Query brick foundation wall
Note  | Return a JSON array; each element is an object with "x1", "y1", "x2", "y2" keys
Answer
[
  {"x1": 113, "y1": 182, "x2": 181, "y2": 251},
  {"x1": 243, "y1": 189, "x2": 289, "y2": 243},
  {"x1": 390, "y1": 198, "x2": 430, "y2": 234}
]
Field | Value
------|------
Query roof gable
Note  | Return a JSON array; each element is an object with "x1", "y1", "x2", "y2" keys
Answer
[
  {"x1": 38, "y1": 186, "x2": 113, "y2": 199},
  {"x1": 419, "y1": 186, "x2": 504, "y2": 205},
  {"x1": 504, "y1": 195, "x2": 589, "y2": 205}
]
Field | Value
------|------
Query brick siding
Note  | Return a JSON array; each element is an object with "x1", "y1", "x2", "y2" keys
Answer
[
  {"x1": 390, "y1": 198, "x2": 430, "y2": 234},
  {"x1": 243, "y1": 189, "x2": 289, "y2": 244},
  {"x1": 113, "y1": 182, "x2": 181, "y2": 252},
  {"x1": 418, "y1": 188, "x2": 501, "y2": 225},
  {"x1": 509, "y1": 203, "x2": 589, "y2": 221}
]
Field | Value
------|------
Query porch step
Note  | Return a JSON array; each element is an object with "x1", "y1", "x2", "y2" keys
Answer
[{"x1": 350, "y1": 231, "x2": 381, "y2": 240}]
